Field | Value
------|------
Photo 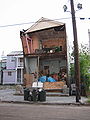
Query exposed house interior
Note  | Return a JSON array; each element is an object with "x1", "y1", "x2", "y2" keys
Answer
[{"x1": 20, "y1": 17, "x2": 68, "y2": 90}]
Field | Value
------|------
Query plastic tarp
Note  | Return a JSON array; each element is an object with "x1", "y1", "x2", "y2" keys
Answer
[{"x1": 38, "y1": 76, "x2": 56, "y2": 82}]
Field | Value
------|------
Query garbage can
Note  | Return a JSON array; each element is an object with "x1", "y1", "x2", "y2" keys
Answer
[
  {"x1": 32, "y1": 89, "x2": 37, "y2": 102},
  {"x1": 24, "y1": 88, "x2": 30, "y2": 101},
  {"x1": 38, "y1": 89, "x2": 46, "y2": 102}
]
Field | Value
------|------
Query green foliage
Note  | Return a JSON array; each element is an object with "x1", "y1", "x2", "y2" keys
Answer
[
  {"x1": 79, "y1": 45, "x2": 90, "y2": 91},
  {"x1": 70, "y1": 44, "x2": 90, "y2": 91},
  {"x1": 70, "y1": 63, "x2": 74, "y2": 77},
  {"x1": 87, "y1": 97, "x2": 90, "y2": 103}
]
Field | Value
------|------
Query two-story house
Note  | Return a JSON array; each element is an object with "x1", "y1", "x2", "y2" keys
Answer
[
  {"x1": 3, "y1": 51, "x2": 24, "y2": 84},
  {"x1": 20, "y1": 17, "x2": 69, "y2": 89}
]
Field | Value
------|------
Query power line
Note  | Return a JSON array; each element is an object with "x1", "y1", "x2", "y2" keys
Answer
[
  {"x1": 0, "y1": 17, "x2": 90, "y2": 28},
  {"x1": 80, "y1": 17, "x2": 90, "y2": 20},
  {"x1": 0, "y1": 17, "x2": 72, "y2": 28},
  {"x1": 0, "y1": 21, "x2": 35, "y2": 28}
]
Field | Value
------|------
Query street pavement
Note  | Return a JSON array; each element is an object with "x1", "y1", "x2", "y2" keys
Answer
[
  {"x1": 0, "y1": 103, "x2": 90, "y2": 120},
  {"x1": 0, "y1": 89, "x2": 88, "y2": 105}
]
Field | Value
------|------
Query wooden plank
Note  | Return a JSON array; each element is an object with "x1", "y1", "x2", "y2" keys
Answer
[
  {"x1": 24, "y1": 74, "x2": 33, "y2": 87},
  {"x1": 43, "y1": 81, "x2": 65, "y2": 90}
]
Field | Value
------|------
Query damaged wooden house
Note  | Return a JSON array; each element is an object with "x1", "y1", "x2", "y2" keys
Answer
[{"x1": 20, "y1": 17, "x2": 69, "y2": 92}]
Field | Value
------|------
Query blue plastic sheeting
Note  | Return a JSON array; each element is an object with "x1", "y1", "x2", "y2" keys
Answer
[
  {"x1": 38, "y1": 76, "x2": 46, "y2": 82},
  {"x1": 38, "y1": 76, "x2": 56, "y2": 82},
  {"x1": 48, "y1": 77, "x2": 56, "y2": 82}
]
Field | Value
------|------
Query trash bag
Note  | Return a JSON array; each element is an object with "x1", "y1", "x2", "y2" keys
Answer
[
  {"x1": 38, "y1": 76, "x2": 46, "y2": 82},
  {"x1": 38, "y1": 76, "x2": 56, "y2": 82},
  {"x1": 48, "y1": 77, "x2": 56, "y2": 82}
]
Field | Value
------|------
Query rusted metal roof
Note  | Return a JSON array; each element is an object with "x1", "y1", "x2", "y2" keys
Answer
[{"x1": 25, "y1": 17, "x2": 64, "y2": 33}]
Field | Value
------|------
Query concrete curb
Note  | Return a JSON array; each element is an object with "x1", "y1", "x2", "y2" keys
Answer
[{"x1": 0, "y1": 100, "x2": 90, "y2": 106}]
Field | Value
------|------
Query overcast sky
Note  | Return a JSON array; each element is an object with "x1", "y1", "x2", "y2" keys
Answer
[{"x1": 0, "y1": 0, "x2": 90, "y2": 58}]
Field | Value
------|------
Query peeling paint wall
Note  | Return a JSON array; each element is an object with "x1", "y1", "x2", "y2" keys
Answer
[{"x1": 40, "y1": 59, "x2": 66, "y2": 74}]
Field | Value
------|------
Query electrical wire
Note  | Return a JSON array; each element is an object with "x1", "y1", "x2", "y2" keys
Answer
[
  {"x1": 80, "y1": 17, "x2": 90, "y2": 20},
  {"x1": 0, "y1": 17, "x2": 90, "y2": 28},
  {"x1": 0, "y1": 17, "x2": 72, "y2": 28}
]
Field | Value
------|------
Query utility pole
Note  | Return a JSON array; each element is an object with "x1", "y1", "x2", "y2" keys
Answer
[{"x1": 70, "y1": 0, "x2": 81, "y2": 102}]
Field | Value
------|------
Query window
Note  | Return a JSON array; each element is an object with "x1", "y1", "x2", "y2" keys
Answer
[
  {"x1": 11, "y1": 57, "x2": 15, "y2": 62},
  {"x1": 20, "y1": 58, "x2": 23, "y2": 62},
  {"x1": 8, "y1": 72, "x2": 12, "y2": 76},
  {"x1": 60, "y1": 46, "x2": 62, "y2": 51},
  {"x1": 17, "y1": 69, "x2": 21, "y2": 83}
]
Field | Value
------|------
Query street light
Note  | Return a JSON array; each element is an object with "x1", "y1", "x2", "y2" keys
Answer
[
  {"x1": 63, "y1": 0, "x2": 82, "y2": 102},
  {"x1": 63, "y1": 3, "x2": 82, "y2": 12},
  {"x1": 63, "y1": 5, "x2": 68, "y2": 12},
  {"x1": 77, "y1": 3, "x2": 82, "y2": 10}
]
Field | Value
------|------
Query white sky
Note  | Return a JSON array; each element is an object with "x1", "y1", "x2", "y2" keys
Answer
[{"x1": 0, "y1": 0, "x2": 90, "y2": 58}]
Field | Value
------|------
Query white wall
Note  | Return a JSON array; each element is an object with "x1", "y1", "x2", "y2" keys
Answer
[
  {"x1": 3, "y1": 70, "x2": 16, "y2": 84},
  {"x1": 7, "y1": 56, "x2": 16, "y2": 69}
]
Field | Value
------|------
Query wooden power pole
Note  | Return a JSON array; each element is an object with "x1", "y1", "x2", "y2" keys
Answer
[{"x1": 70, "y1": 0, "x2": 81, "y2": 102}]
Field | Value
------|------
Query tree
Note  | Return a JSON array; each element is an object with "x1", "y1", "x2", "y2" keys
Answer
[
  {"x1": 79, "y1": 45, "x2": 90, "y2": 91},
  {"x1": 70, "y1": 44, "x2": 90, "y2": 92}
]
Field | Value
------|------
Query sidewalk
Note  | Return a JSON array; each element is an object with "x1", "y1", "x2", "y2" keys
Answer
[{"x1": 0, "y1": 89, "x2": 88, "y2": 105}]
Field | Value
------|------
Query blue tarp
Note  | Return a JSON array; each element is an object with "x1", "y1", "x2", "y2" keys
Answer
[{"x1": 38, "y1": 76, "x2": 56, "y2": 82}]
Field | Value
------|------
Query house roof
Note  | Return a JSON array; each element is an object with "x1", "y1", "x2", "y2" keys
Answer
[
  {"x1": 25, "y1": 17, "x2": 64, "y2": 33},
  {"x1": 7, "y1": 51, "x2": 23, "y2": 56}
]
